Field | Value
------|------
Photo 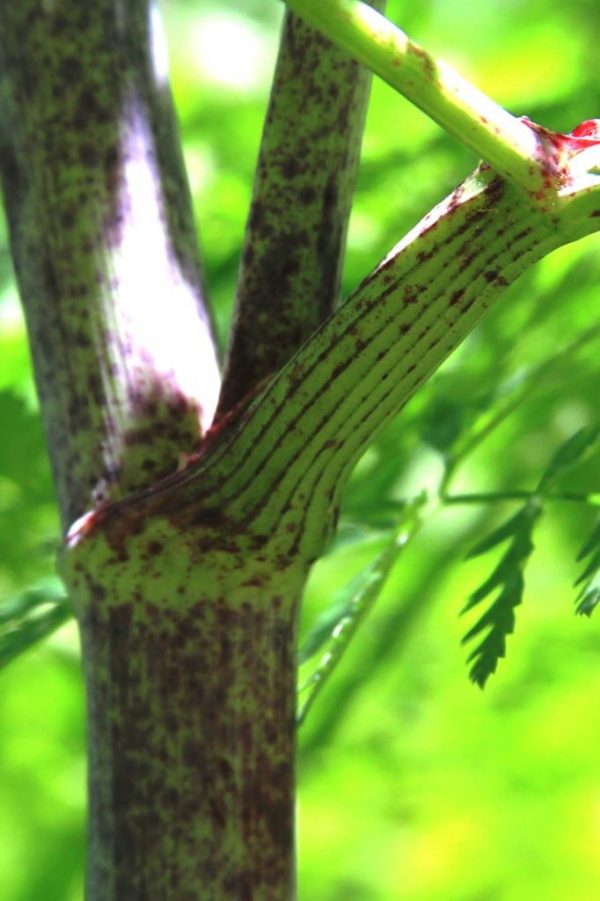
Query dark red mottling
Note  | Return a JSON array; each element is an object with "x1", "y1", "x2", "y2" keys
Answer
[{"x1": 76, "y1": 549, "x2": 302, "y2": 900}]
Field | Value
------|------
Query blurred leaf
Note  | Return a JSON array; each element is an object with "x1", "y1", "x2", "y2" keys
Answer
[
  {"x1": 462, "y1": 502, "x2": 541, "y2": 687},
  {"x1": 0, "y1": 584, "x2": 60, "y2": 624},
  {"x1": 538, "y1": 424, "x2": 600, "y2": 490},
  {"x1": 298, "y1": 496, "x2": 426, "y2": 725},
  {"x1": 420, "y1": 394, "x2": 467, "y2": 454},
  {"x1": 420, "y1": 376, "x2": 498, "y2": 456},
  {"x1": 575, "y1": 587, "x2": 600, "y2": 617},
  {"x1": 0, "y1": 582, "x2": 71, "y2": 670},
  {"x1": 341, "y1": 432, "x2": 414, "y2": 530},
  {"x1": 0, "y1": 390, "x2": 52, "y2": 496},
  {"x1": 299, "y1": 564, "x2": 382, "y2": 666},
  {"x1": 0, "y1": 390, "x2": 58, "y2": 581},
  {"x1": 574, "y1": 519, "x2": 600, "y2": 616}
]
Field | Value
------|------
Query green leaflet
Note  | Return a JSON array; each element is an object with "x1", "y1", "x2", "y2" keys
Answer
[
  {"x1": 537, "y1": 424, "x2": 600, "y2": 491},
  {"x1": 540, "y1": 425, "x2": 600, "y2": 617},
  {"x1": 459, "y1": 423, "x2": 600, "y2": 685},
  {"x1": 461, "y1": 502, "x2": 541, "y2": 687}
]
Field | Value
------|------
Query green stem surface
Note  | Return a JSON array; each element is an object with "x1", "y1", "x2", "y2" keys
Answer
[
  {"x1": 218, "y1": 3, "x2": 386, "y2": 417},
  {"x1": 63, "y1": 520, "x2": 305, "y2": 899},
  {"x1": 133, "y1": 167, "x2": 565, "y2": 560},
  {"x1": 282, "y1": 0, "x2": 548, "y2": 192},
  {"x1": 0, "y1": 0, "x2": 220, "y2": 526}
]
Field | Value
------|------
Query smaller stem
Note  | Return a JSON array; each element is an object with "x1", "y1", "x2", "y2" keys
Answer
[
  {"x1": 297, "y1": 495, "x2": 426, "y2": 727},
  {"x1": 444, "y1": 490, "x2": 600, "y2": 506},
  {"x1": 217, "y1": 4, "x2": 385, "y2": 417},
  {"x1": 283, "y1": 0, "x2": 546, "y2": 192}
]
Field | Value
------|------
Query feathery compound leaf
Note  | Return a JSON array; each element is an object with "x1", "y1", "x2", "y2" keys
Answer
[
  {"x1": 574, "y1": 519, "x2": 600, "y2": 616},
  {"x1": 466, "y1": 506, "x2": 532, "y2": 560},
  {"x1": 461, "y1": 502, "x2": 541, "y2": 687}
]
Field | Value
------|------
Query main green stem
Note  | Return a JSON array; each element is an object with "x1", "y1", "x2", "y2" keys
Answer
[
  {"x1": 65, "y1": 519, "x2": 306, "y2": 899},
  {"x1": 62, "y1": 155, "x2": 599, "y2": 895}
]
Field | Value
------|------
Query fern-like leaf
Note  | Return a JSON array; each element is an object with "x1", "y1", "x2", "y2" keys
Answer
[{"x1": 462, "y1": 502, "x2": 541, "y2": 687}]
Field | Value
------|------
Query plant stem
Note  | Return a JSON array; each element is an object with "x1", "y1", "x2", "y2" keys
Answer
[
  {"x1": 217, "y1": 3, "x2": 386, "y2": 417},
  {"x1": 155, "y1": 167, "x2": 564, "y2": 565},
  {"x1": 63, "y1": 517, "x2": 306, "y2": 899},
  {"x1": 282, "y1": 0, "x2": 547, "y2": 192},
  {"x1": 0, "y1": 0, "x2": 221, "y2": 526},
  {"x1": 444, "y1": 490, "x2": 600, "y2": 505},
  {"x1": 297, "y1": 495, "x2": 425, "y2": 727}
]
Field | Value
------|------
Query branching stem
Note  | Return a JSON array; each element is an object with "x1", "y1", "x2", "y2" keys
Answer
[{"x1": 282, "y1": 0, "x2": 548, "y2": 192}]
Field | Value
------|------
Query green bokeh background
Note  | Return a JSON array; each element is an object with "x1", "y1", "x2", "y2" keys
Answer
[{"x1": 1, "y1": 1, "x2": 600, "y2": 898}]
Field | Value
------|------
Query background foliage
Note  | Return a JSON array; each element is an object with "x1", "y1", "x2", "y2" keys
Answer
[{"x1": 1, "y1": 0, "x2": 599, "y2": 897}]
